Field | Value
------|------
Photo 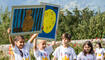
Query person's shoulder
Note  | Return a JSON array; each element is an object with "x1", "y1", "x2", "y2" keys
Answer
[
  {"x1": 101, "y1": 48, "x2": 105, "y2": 52},
  {"x1": 80, "y1": 51, "x2": 83, "y2": 54},
  {"x1": 55, "y1": 45, "x2": 62, "y2": 50},
  {"x1": 104, "y1": 48, "x2": 105, "y2": 50},
  {"x1": 98, "y1": 48, "x2": 104, "y2": 51},
  {"x1": 78, "y1": 52, "x2": 84, "y2": 56},
  {"x1": 68, "y1": 46, "x2": 75, "y2": 50},
  {"x1": 12, "y1": 45, "x2": 20, "y2": 53},
  {"x1": 103, "y1": 48, "x2": 105, "y2": 52},
  {"x1": 45, "y1": 46, "x2": 52, "y2": 50},
  {"x1": 102, "y1": 48, "x2": 104, "y2": 50},
  {"x1": 95, "y1": 48, "x2": 98, "y2": 51}
]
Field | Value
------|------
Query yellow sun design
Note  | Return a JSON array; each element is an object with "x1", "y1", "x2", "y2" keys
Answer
[
  {"x1": 62, "y1": 56, "x2": 69, "y2": 60},
  {"x1": 98, "y1": 54, "x2": 101, "y2": 56},
  {"x1": 43, "y1": 9, "x2": 56, "y2": 33},
  {"x1": 42, "y1": 56, "x2": 48, "y2": 60},
  {"x1": 26, "y1": 57, "x2": 29, "y2": 60}
]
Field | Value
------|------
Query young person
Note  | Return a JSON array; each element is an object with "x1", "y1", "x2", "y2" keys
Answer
[
  {"x1": 53, "y1": 33, "x2": 77, "y2": 60},
  {"x1": 77, "y1": 41, "x2": 96, "y2": 60},
  {"x1": 95, "y1": 42, "x2": 104, "y2": 60},
  {"x1": 33, "y1": 39, "x2": 56, "y2": 60},
  {"x1": 7, "y1": 28, "x2": 38, "y2": 60}
]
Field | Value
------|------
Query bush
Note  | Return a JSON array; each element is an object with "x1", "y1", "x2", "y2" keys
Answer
[{"x1": 70, "y1": 43, "x2": 83, "y2": 55}]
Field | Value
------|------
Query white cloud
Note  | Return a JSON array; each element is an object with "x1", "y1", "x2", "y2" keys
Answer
[
  {"x1": 21, "y1": 0, "x2": 39, "y2": 5},
  {"x1": 0, "y1": 0, "x2": 8, "y2": 10},
  {"x1": 1, "y1": 0, "x2": 105, "y2": 12},
  {"x1": 37, "y1": 0, "x2": 54, "y2": 3},
  {"x1": 21, "y1": 0, "x2": 57, "y2": 5},
  {"x1": 63, "y1": 1, "x2": 80, "y2": 11}
]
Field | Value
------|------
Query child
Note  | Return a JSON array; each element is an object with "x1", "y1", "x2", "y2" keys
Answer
[
  {"x1": 77, "y1": 41, "x2": 96, "y2": 60},
  {"x1": 33, "y1": 39, "x2": 56, "y2": 60},
  {"x1": 95, "y1": 42, "x2": 104, "y2": 60},
  {"x1": 52, "y1": 33, "x2": 77, "y2": 60},
  {"x1": 7, "y1": 28, "x2": 38, "y2": 60}
]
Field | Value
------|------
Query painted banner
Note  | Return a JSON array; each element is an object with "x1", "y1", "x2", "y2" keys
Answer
[
  {"x1": 11, "y1": 5, "x2": 45, "y2": 35},
  {"x1": 38, "y1": 3, "x2": 60, "y2": 40}
]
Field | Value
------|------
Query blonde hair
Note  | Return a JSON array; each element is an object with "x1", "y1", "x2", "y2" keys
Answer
[{"x1": 36, "y1": 39, "x2": 47, "y2": 44}]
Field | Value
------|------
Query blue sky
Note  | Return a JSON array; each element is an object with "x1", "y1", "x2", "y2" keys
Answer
[{"x1": 0, "y1": 0, "x2": 105, "y2": 12}]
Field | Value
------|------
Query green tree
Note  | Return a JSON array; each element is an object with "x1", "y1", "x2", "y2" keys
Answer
[{"x1": 0, "y1": 7, "x2": 10, "y2": 44}]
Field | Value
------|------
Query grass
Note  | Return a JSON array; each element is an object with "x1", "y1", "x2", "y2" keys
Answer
[{"x1": 0, "y1": 56, "x2": 9, "y2": 60}]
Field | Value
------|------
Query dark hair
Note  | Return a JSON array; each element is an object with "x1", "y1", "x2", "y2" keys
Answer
[
  {"x1": 96, "y1": 42, "x2": 102, "y2": 48},
  {"x1": 14, "y1": 35, "x2": 24, "y2": 41},
  {"x1": 83, "y1": 41, "x2": 94, "y2": 56},
  {"x1": 61, "y1": 33, "x2": 72, "y2": 40}
]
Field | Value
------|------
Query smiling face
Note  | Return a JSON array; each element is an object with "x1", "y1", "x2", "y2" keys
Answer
[
  {"x1": 38, "y1": 40, "x2": 47, "y2": 50},
  {"x1": 83, "y1": 44, "x2": 91, "y2": 53},
  {"x1": 15, "y1": 36, "x2": 25, "y2": 49},
  {"x1": 96, "y1": 42, "x2": 102, "y2": 48},
  {"x1": 62, "y1": 36, "x2": 70, "y2": 45},
  {"x1": 61, "y1": 33, "x2": 71, "y2": 47},
  {"x1": 96, "y1": 44, "x2": 100, "y2": 48},
  {"x1": 83, "y1": 41, "x2": 93, "y2": 55}
]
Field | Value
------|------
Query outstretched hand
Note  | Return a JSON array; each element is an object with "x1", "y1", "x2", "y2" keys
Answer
[
  {"x1": 29, "y1": 33, "x2": 39, "y2": 43},
  {"x1": 33, "y1": 39, "x2": 37, "y2": 50},
  {"x1": 7, "y1": 28, "x2": 15, "y2": 47},
  {"x1": 51, "y1": 41, "x2": 56, "y2": 46},
  {"x1": 7, "y1": 28, "x2": 11, "y2": 34}
]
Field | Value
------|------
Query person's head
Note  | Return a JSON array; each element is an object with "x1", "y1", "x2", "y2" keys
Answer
[
  {"x1": 96, "y1": 42, "x2": 102, "y2": 48},
  {"x1": 61, "y1": 33, "x2": 72, "y2": 46},
  {"x1": 14, "y1": 36, "x2": 25, "y2": 49},
  {"x1": 83, "y1": 41, "x2": 94, "y2": 56},
  {"x1": 37, "y1": 39, "x2": 47, "y2": 50}
]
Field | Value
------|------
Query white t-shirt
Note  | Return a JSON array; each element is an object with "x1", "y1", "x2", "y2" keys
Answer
[
  {"x1": 12, "y1": 41, "x2": 33, "y2": 60},
  {"x1": 34, "y1": 46, "x2": 53, "y2": 60},
  {"x1": 77, "y1": 52, "x2": 96, "y2": 60},
  {"x1": 52, "y1": 45, "x2": 77, "y2": 60},
  {"x1": 95, "y1": 48, "x2": 105, "y2": 60}
]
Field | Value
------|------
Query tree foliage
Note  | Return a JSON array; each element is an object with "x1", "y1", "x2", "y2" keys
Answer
[
  {"x1": 57, "y1": 7, "x2": 105, "y2": 40},
  {"x1": 0, "y1": 7, "x2": 105, "y2": 44},
  {"x1": 0, "y1": 7, "x2": 10, "y2": 44}
]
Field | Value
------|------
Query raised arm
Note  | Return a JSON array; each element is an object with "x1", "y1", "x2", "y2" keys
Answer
[
  {"x1": 33, "y1": 39, "x2": 37, "y2": 51},
  {"x1": 51, "y1": 41, "x2": 61, "y2": 49},
  {"x1": 51, "y1": 41, "x2": 56, "y2": 48},
  {"x1": 29, "y1": 33, "x2": 38, "y2": 43},
  {"x1": 7, "y1": 28, "x2": 15, "y2": 47}
]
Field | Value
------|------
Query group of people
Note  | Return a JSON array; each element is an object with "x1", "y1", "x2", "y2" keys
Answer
[{"x1": 7, "y1": 28, "x2": 105, "y2": 60}]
